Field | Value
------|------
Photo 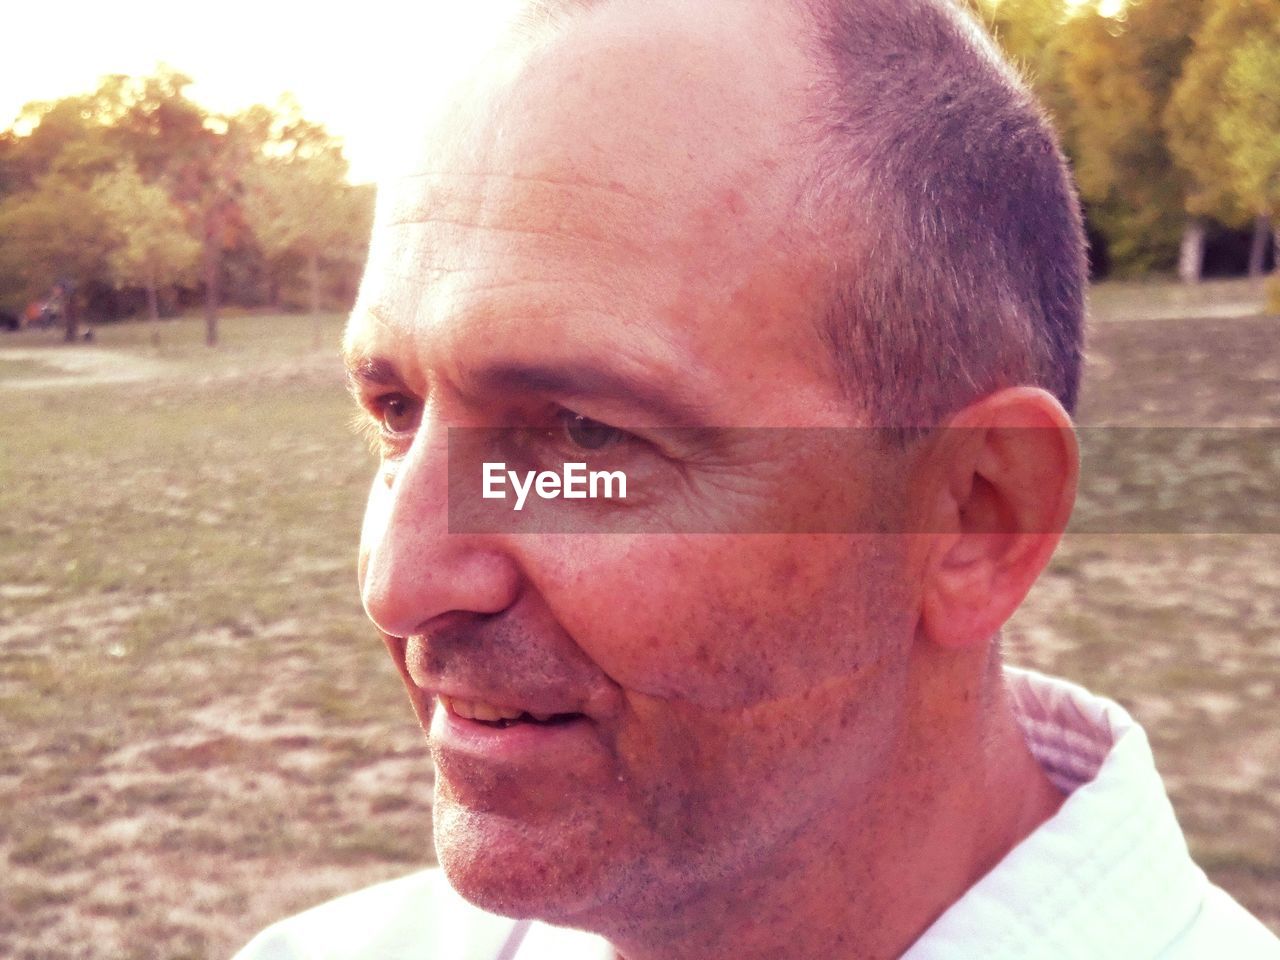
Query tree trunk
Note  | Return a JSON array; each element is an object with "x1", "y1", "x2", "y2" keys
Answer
[
  {"x1": 203, "y1": 231, "x2": 219, "y2": 347},
  {"x1": 307, "y1": 249, "x2": 322, "y2": 316},
  {"x1": 145, "y1": 267, "x2": 161, "y2": 324},
  {"x1": 146, "y1": 265, "x2": 162, "y2": 347},
  {"x1": 62, "y1": 290, "x2": 80, "y2": 343},
  {"x1": 307, "y1": 249, "x2": 322, "y2": 349},
  {"x1": 1178, "y1": 217, "x2": 1205, "y2": 285},
  {"x1": 1248, "y1": 213, "x2": 1271, "y2": 277}
]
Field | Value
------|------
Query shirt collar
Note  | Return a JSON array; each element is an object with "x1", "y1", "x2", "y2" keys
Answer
[{"x1": 903, "y1": 667, "x2": 1208, "y2": 959}]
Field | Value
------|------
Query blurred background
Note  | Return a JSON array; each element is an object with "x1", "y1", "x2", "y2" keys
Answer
[{"x1": 0, "y1": 0, "x2": 1277, "y2": 957}]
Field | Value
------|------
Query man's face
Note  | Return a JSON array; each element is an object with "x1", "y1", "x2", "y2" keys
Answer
[{"x1": 347, "y1": 0, "x2": 923, "y2": 933}]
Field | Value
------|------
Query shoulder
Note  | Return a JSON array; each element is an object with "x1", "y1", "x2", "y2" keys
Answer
[{"x1": 231, "y1": 868, "x2": 523, "y2": 960}]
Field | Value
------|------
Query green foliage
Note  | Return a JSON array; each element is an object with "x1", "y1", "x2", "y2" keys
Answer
[
  {"x1": 244, "y1": 150, "x2": 359, "y2": 262},
  {"x1": 1216, "y1": 12, "x2": 1280, "y2": 216},
  {"x1": 239, "y1": 105, "x2": 373, "y2": 313},
  {"x1": 0, "y1": 168, "x2": 117, "y2": 309},
  {"x1": 106, "y1": 68, "x2": 210, "y2": 184},
  {"x1": 969, "y1": 0, "x2": 1075, "y2": 134},
  {"x1": 93, "y1": 161, "x2": 201, "y2": 300},
  {"x1": 1058, "y1": 0, "x2": 1209, "y2": 273},
  {"x1": 1163, "y1": 0, "x2": 1272, "y2": 222},
  {"x1": 0, "y1": 67, "x2": 367, "y2": 323},
  {"x1": 2, "y1": 95, "x2": 113, "y2": 195},
  {"x1": 978, "y1": 0, "x2": 1280, "y2": 277}
]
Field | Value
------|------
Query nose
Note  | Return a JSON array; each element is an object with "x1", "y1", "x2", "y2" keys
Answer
[{"x1": 359, "y1": 417, "x2": 521, "y2": 639}]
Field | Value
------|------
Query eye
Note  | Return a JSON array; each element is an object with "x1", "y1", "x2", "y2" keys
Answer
[
  {"x1": 557, "y1": 410, "x2": 626, "y2": 451},
  {"x1": 375, "y1": 392, "x2": 422, "y2": 436}
]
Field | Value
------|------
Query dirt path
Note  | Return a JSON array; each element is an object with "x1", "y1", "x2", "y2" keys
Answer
[
  {"x1": 0, "y1": 347, "x2": 171, "y2": 389},
  {"x1": 1093, "y1": 298, "x2": 1270, "y2": 323}
]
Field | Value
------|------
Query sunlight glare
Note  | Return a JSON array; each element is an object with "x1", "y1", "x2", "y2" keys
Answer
[{"x1": 0, "y1": 0, "x2": 524, "y2": 183}]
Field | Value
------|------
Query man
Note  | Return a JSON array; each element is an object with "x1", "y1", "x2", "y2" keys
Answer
[{"x1": 236, "y1": 0, "x2": 1280, "y2": 956}]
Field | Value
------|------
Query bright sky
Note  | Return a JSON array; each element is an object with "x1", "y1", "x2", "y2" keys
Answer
[
  {"x1": 0, "y1": 0, "x2": 522, "y2": 184},
  {"x1": 3, "y1": 0, "x2": 1124, "y2": 185}
]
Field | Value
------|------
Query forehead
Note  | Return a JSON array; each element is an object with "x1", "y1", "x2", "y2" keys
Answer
[{"x1": 347, "y1": 0, "x2": 835, "y2": 414}]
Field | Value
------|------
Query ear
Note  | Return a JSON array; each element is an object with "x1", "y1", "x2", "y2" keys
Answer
[{"x1": 918, "y1": 387, "x2": 1078, "y2": 650}]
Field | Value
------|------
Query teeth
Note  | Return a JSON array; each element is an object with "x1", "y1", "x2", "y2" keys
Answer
[{"x1": 441, "y1": 695, "x2": 526, "y2": 722}]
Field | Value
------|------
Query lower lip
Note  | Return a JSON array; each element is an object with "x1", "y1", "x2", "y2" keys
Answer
[{"x1": 430, "y1": 700, "x2": 599, "y2": 763}]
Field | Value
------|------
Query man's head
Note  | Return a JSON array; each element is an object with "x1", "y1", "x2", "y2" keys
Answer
[{"x1": 344, "y1": 0, "x2": 1083, "y2": 954}]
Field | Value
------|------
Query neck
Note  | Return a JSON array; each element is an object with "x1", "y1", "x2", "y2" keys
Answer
[{"x1": 606, "y1": 650, "x2": 1064, "y2": 960}]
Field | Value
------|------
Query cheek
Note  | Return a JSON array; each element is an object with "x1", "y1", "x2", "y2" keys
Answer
[
  {"x1": 602, "y1": 632, "x2": 910, "y2": 861},
  {"x1": 527, "y1": 533, "x2": 912, "y2": 710}
]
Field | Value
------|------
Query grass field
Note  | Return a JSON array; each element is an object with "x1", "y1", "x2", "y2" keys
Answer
[{"x1": 2, "y1": 282, "x2": 1278, "y2": 958}]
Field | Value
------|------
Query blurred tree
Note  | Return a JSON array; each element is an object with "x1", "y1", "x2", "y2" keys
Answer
[
  {"x1": 1, "y1": 96, "x2": 109, "y2": 194},
  {"x1": 108, "y1": 73, "x2": 254, "y2": 347},
  {"x1": 93, "y1": 161, "x2": 201, "y2": 324},
  {"x1": 241, "y1": 99, "x2": 373, "y2": 342},
  {"x1": 244, "y1": 151, "x2": 370, "y2": 313},
  {"x1": 0, "y1": 69, "x2": 254, "y2": 343},
  {"x1": 0, "y1": 130, "x2": 21, "y2": 198},
  {"x1": 0, "y1": 70, "x2": 209, "y2": 329},
  {"x1": 1059, "y1": 0, "x2": 1207, "y2": 278},
  {"x1": 1167, "y1": 0, "x2": 1279, "y2": 278},
  {"x1": 108, "y1": 68, "x2": 210, "y2": 184},
  {"x1": 969, "y1": 0, "x2": 1075, "y2": 131},
  {"x1": 166, "y1": 116, "x2": 252, "y2": 347},
  {"x1": 1215, "y1": 13, "x2": 1280, "y2": 274},
  {"x1": 0, "y1": 68, "x2": 365, "y2": 333},
  {"x1": 0, "y1": 166, "x2": 117, "y2": 340}
]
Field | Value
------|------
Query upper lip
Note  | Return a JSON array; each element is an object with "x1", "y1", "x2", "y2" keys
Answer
[{"x1": 394, "y1": 633, "x2": 618, "y2": 723}]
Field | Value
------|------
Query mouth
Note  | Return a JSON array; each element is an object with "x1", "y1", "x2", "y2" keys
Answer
[{"x1": 439, "y1": 695, "x2": 585, "y2": 729}]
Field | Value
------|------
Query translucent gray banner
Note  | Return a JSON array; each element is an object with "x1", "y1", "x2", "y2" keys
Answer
[{"x1": 443, "y1": 427, "x2": 1280, "y2": 534}]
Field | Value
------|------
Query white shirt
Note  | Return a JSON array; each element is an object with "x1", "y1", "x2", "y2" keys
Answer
[{"x1": 233, "y1": 669, "x2": 1279, "y2": 959}]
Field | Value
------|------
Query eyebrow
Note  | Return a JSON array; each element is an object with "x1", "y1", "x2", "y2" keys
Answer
[
  {"x1": 342, "y1": 351, "x2": 402, "y2": 396},
  {"x1": 342, "y1": 348, "x2": 709, "y2": 426}
]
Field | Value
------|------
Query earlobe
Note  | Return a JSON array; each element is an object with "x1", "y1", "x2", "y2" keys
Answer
[{"x1": 920, "y1": 388, "x2": 1078, "y2": 650}]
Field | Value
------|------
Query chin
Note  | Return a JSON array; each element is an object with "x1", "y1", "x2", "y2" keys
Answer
[{"x1": 433, "y1": 798, "x2": 616, "y2": 925}]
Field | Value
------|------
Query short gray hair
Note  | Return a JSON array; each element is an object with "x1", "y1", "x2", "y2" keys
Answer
[{"x1": 798, "y1": 0, "x2": 1087, "y2": 427}]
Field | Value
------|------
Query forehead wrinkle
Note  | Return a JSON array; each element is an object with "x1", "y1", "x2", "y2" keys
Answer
[
  {"x1": 370, "y1": 249, "x2": 643, "y2": 314},
  {"x1": 366, "y1": 205, "x2": 684, "y2": 347},
  {"x1": 380, "y1": 179, "x2": 656, "y2": 256},
  {"x1": 348, "y1": 269, "x2": 692, "y2": 404},
  {"x1": 357, "y1": 241, "x2": 743, "y2": 416},
  {"x1": 382, "y1": 213, "x2": 630, "y2": 251},
  {"x1": 393, "y1": 169, "x2": 649, "y2": 207},
  {"x1": 412, "y1": 275, "x2": 627, "y2": 302}
]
